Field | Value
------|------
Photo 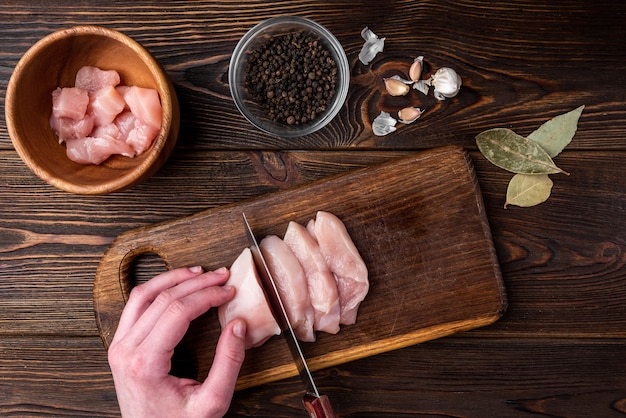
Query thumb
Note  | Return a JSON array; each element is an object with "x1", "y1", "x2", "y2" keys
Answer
[{"x1": 199, "y1": 319, "x2": 247, "y2": 406}]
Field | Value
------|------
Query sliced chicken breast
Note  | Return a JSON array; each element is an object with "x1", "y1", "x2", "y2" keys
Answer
[
  {"x1": 310, "y1": 211, "x2": 369, "y2": 325},
  {"x1": 218, "y1": 248, "x2": 280, "y2": 349},
  {"x1": 260, "y1": 235, "x2": 316, "y2": 342},
  {"x1": 283, "y1": 221, "x2": 341, "y2": 335}
]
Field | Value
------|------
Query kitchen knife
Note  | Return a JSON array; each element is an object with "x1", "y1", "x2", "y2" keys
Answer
[{"x1": 242, "y1": 212, "x2": 337, "y2": 418}]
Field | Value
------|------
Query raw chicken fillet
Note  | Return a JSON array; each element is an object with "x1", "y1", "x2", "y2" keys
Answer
[
  {"x1": 283, "y1": 221, "x2": 341, "y2": 335},
  {"x1": 219, "y1": 211, "x2": 368, "y2": 349},
  {"x1": 217, "y1": 248, "x2": 280, "y2": 349},
  {"x1": 50, "y1": 66, "x2": 162, "y2": 165},
  {"x1": 309, "y1": 211, "x2": 369, "y2": 325},
  {"x1": 260, "y1": 235, "x2": 316, "y2": 342}
]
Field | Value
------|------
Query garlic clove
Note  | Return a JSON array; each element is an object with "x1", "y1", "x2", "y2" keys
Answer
[
  {"x1": 359, "y1": 27, "x2": 385, "y2": 65},
  {"x1": 398, "y1": 107, "x2": 425, "y2": 124},
  {"x1": 409, "y1": 56, "x2": 424, "y2": 81},
  {"x1": 431, "y1": 67, "x2": 462, "y2": 100},
  {"x1": 372, "y1": 111, "x2": 397, "y2": 136},
  {"x1": 384, "y1": 76, "x2": 411, "y2": 96}
]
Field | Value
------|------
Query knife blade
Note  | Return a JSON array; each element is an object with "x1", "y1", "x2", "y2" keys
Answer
[{"x1": 242, "y1": 212, "x2": 336, "y2": 418}]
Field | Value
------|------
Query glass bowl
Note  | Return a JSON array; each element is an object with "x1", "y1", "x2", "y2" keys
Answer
[{"x1": 229, "y1": 16, "x2": 350, "y2": 138}]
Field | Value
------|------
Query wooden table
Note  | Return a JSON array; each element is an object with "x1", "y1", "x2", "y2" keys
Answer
[{"x1": 1, "y1": 1, "x2": 625, "y2": 416}]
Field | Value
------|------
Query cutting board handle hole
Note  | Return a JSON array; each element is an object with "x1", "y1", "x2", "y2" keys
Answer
[
  {"x1": 129, "y1": 251, "x2": 168, "y2": 286},
  {"x1": 120, "y1": 250, "x2": 168, "y2": 300}
]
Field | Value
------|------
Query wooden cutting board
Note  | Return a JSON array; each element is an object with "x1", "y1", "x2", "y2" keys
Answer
[{"x1": 94, "y1": 146, "x2": 507, "y2": 390}]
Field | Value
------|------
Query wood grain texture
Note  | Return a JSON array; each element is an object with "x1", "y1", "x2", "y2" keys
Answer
[
  {"x1": 2, "y1": 150, "x2": 624, "y2": 338},
  {"x1": 94, "y1": 147, "x2": 506, "y2": 389},
  {"x1": 0, "y1": 337, "x2": 120, "y2": 417},
  {"x1": 0, "y1": 1, "x2": 625, "y2": 152},
  {"x1": 229, "y1": 337, "x2": 626, "y2": 417},
  {"x1": 3, "y1": 336, "x2": 624, "y2": 417},
  {"x1": 0, "y1": 0, "x2": 625, "y2": 416}
]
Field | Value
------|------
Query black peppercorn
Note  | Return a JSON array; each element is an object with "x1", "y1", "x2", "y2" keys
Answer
[{"x1": 245, "y1": 30, "x2": 338, "y2": 127}]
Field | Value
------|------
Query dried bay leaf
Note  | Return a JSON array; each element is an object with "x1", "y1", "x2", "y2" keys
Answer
[
  {"x1": 477, "y1": 106, "x2": 583, "y2": 209},
  {"x1": 476, "y1": 128, "x2": 569, "y2": 175},
  {"x1": 505, "y1": 174, "x2": 553, "y2": 208},
  {"x1": 527, "y1": 105, "x2": 585, "y2": 157}
]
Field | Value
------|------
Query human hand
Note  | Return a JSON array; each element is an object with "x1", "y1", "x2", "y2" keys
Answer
[{"x1": 108, "y1": 266, "x2": 246, "y2": 418}]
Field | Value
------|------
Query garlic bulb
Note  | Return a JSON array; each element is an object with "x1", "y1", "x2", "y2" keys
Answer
[{"x1": 430, "y1": 67, "x2": 462, "y2": 100}]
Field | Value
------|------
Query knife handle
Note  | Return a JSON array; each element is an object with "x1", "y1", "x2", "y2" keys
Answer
[{"x1": 303, "y1": 394, "x2": 337, "y2": 418}]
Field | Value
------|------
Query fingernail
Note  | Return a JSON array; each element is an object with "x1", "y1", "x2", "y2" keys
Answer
[
  {"x1": 189, "y1": 265, "x2": 203, "y2": 274},
  {"x1": 233, "y1": 320, "x2": 247, "y2": 339},
  {"x1": 214, "y1": 266, "x2": 228, "y2": 275}
]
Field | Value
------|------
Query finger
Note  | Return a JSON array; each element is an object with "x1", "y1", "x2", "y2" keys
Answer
[
  {"x1": 118, "y1": 268, "x2": 230, "y2": 347},
  {"x1": 113, "y1": 266, "x2": 204, "y2": 342},
  {"x1": 114, "y1": 267, "x2": 229, "y2": 345},
  {"x1": 198, "y1": 319, "x2": 247, "y2": 411},
  {"x1": 138, "y1": 285, "x2": 237, "y2": 376}
]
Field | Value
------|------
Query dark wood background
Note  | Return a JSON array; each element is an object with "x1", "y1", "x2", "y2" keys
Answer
[{"x1": 1, "y1": 1, "x2": 625, "y2": 416}]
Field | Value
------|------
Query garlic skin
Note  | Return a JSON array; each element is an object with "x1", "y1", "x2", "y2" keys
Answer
[
  {"x1": 430, "y1": 67, "x2": 462, "y2": 100},
  {"x1": 398, "y1": 107, "x2": 425, "y2": 124},
  {"x1": 413, "y1": 79, "x2": 430, "y2": 95},
  {"x1": 361, "y1": 26, "x2": 378, "y2": 42},
  {"x1": 359, "y1": 27, "x2": 385, "y2": 65},
  {"x1": 372, "y1": 111, "x2": 397, "y2": 136},
  {"x1": 384, "y1": 76, "x2": 411, "y2": 96},
  {"x1": 409, "y1": 56, "x2": 424, "y2": 81}
]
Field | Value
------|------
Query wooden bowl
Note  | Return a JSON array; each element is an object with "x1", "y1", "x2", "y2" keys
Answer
[{"x1": 5, "y1": 26, "x2": 180, "y2": 194}]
